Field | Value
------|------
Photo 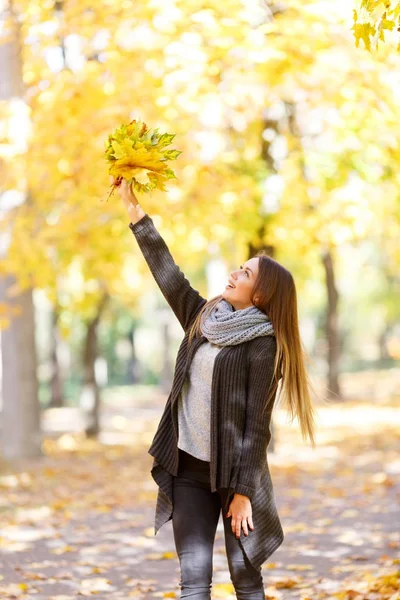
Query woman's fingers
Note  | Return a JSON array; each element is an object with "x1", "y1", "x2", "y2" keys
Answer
[
  {"x1": 240, "y1": 519, "x2": 249, "y2": 537},
  {"x1": 234, "y1": 519, "x2": 241, "y2": 538},
  {"x1": 226, "y1": 498, "x2": 254, "y2": 539},
  {"x1": 231, "y1": 517, "x2": 252, "y2": 538}
]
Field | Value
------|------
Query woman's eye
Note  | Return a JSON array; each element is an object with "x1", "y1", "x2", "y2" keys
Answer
[{"x1": 240, "y1": 265, "x2": 249, "y2": 277}]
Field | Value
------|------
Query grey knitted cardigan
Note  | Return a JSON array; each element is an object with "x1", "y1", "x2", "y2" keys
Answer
[{"x1": 129, "y1": 214, "x2": 284, "y2": 572}]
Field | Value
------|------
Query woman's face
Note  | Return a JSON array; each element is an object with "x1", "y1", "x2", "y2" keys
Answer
[{"x1": 222, "y1": 257, "x2": 260, "y2": 311}]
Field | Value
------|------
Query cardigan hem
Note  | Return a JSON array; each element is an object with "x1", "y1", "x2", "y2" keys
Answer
[{"x1": 148, "y1": 453, "x2": 284, "y2": 572}]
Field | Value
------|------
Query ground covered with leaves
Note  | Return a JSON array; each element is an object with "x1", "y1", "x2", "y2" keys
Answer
[{"x1": 0, "y1": 383, "x2": 399, "y2": 599}]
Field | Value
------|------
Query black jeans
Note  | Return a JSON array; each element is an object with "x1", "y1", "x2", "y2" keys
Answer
[{"x1": 172, "y1": 448, "x2": 265, "y2": 599}]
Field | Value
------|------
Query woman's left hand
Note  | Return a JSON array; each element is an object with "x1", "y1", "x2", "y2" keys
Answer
[{"x1": 226, "y1": 493, "x2": 254, "y2": 539}]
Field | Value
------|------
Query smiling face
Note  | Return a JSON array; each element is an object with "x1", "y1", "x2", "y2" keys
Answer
[{"x1": 222, "y1": 257, "x2": 260, "y2": 311}]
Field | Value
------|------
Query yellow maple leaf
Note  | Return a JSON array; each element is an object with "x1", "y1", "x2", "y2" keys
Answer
[{"x1": 104, "y1": 118, "x2": 182, "y2": 199}]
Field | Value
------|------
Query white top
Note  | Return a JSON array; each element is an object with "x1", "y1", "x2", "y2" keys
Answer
[{"x1": 177, "y1": 340, "x2": 224, "y2": 461}]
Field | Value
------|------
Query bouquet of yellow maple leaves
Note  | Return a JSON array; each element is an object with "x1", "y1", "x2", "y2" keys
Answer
[{"x1": 104, "y1": 118, "x2": 182, "y2": 200}]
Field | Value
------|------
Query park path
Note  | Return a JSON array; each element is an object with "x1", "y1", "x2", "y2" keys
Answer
[{"x1": 0, "y1": 380, "x2": 399, "y2": 599}]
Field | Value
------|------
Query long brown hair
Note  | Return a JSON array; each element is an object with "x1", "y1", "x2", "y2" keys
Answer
[{"x1": 188, "y1": 250, "x2": 317, "y2": 448}]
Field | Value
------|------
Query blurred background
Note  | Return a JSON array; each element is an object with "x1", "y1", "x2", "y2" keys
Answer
[
  {"x1": 0, "y1": 0, "x2": 399, "y2": 597},
  {"x1": 0, "y1": 0, "x2": 399, "y2": 451}
]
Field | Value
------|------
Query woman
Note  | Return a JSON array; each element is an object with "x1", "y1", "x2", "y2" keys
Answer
[{"x1": 116, "y1": 178, "x2": 317, "y2": 599}]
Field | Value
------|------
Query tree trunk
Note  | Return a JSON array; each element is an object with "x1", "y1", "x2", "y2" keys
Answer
[
  {"x1": 48, "y1": 307, "x2": 64, "y2": 408},
  {"x1": 127, "y1": 324, "x2": 140, "y2": 384},
  {"x1": 0, "y1": 277, "x2": 42, "y2": 459},
  {"x1": 322, "y1": 249, "x2": 342, "y2": 400},
  {"x1": 80, "y1": 293, "x2": 109, "y2": 437},
  {"x1": 284, "y1": 101, "x2": 344, "y2": 400},
  {"x1": 378, "y1": 321, "x2": 391, "y2": 361},
  {"x1": 0, "y1": 2, "x2": 24, "y2": 100},
  {"x1": 248, "y1": 108, "x2": 283, "y2": 260},
  {"x1": 0, "y1": 1, "x2": 41, "y2": 460}
]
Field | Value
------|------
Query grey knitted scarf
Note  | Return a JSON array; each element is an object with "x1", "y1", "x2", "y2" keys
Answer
[{"x1": 200, "y1": 298, "x2": 275, "y2": 346}]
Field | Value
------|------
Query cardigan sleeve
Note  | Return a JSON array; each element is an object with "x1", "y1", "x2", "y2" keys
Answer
[
  {"x1": 129, "y1": 214, "x2": 207, "y2": 333},
  {"x1": 233, "y1": 340, "x2": 277, "y2": 500}
]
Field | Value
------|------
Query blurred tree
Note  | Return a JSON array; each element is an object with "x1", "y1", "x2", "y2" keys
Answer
[
  {"x1": 0, "y1": 2, "x2": 41, "y2": 459},
  {"x1": 80, "y1": 290, "x2": 109, "y2": 437},
  {"x1": 48, "y1": 304, "x2": 64, "y2": 408}
]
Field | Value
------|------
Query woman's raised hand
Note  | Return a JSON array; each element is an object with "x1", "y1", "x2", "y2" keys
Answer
[{"x1": 110, "y1": 176, "x2": 146, "y2": 225}]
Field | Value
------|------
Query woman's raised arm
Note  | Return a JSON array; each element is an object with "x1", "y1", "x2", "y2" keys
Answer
[{"x1": 114, "y1": 177, "x2": 207, "y2": 333}]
